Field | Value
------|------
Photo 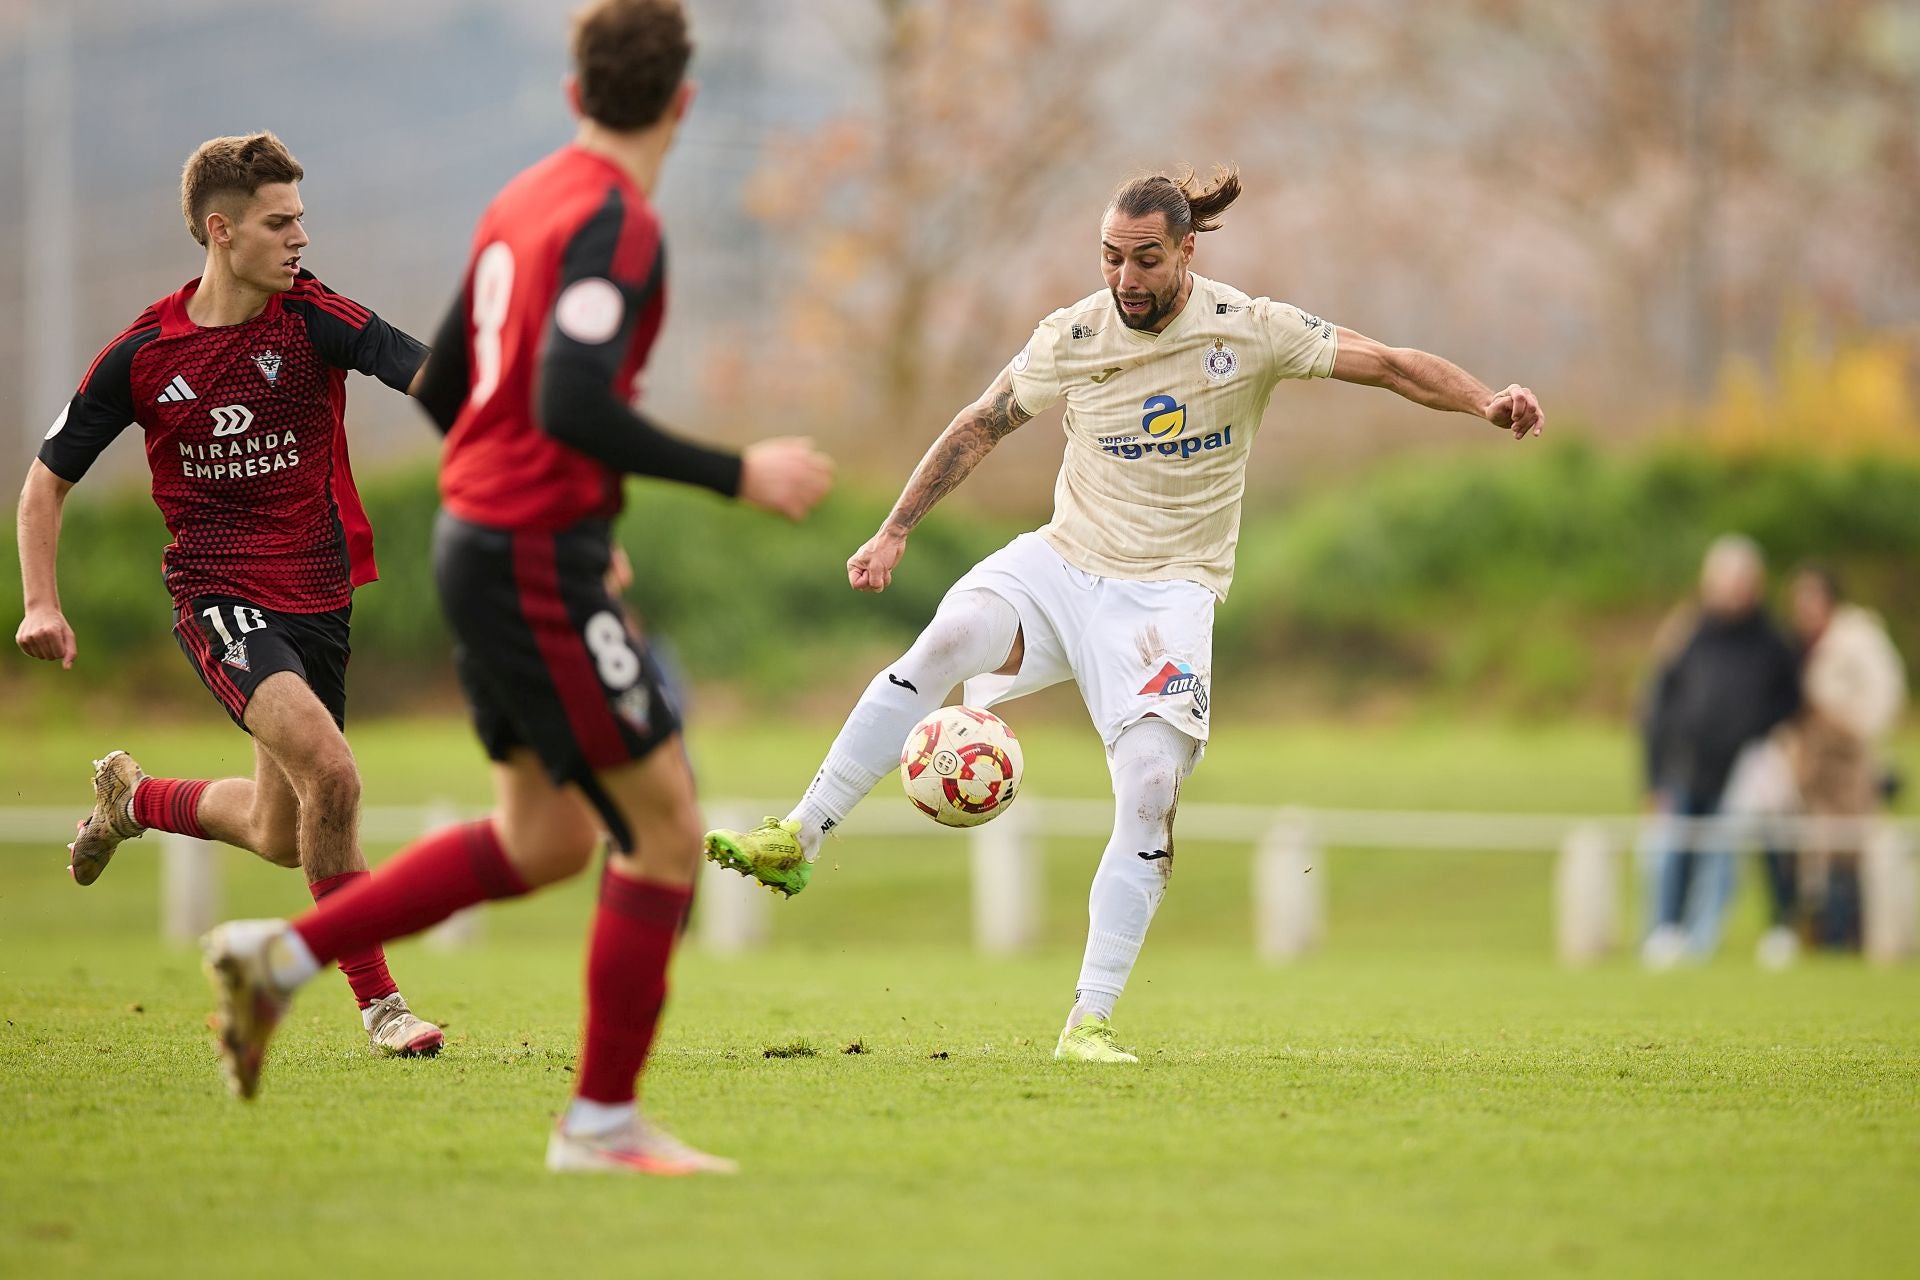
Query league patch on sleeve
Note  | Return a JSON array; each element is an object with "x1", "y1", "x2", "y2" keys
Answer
[{"x1": 555, "y1": 278, "x2": 625, "y2": 345}]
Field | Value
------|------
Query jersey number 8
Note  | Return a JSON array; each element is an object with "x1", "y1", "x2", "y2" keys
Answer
[
  {"x1": 584, "y1": 610, "x2": 641, "y2": 691},
  {"x1": 469, "y1": 242, "x2": 515, "y2": 408}
]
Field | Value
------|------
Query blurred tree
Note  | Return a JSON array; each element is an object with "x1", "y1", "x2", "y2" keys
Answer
[{"x1": 727, "y1": 0, "x2": 1131, "y2": 460}]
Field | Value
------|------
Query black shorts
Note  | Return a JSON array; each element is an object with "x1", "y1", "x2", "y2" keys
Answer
[
  {"x1": 433, "y1": 511, "x2": 681, "y2": 847},
  {"x1": 173, "y1": 595, "x2": 352, "y2": 731}
]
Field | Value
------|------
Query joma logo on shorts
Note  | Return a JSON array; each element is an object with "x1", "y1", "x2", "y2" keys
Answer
[{"x1": 1099, "y1": 425, "x2": 1232, "y2": 461}]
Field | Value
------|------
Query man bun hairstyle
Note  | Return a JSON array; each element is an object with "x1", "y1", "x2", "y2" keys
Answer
[
  {"x1": 180, "y1": 131, "x2": 304, "y2": 247},
  {"x1": 1109, "y1": 164, "x2": 1243, "y2": 240},
  {"x1": 572, "y1": 0, "x2": 693, "y2": 131}
]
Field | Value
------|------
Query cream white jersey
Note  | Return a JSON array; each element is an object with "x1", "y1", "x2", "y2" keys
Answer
[{"x1": 1008, "y1": 272, "x2": 1337, "y2": 600}]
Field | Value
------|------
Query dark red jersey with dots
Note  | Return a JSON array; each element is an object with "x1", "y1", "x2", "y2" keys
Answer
[{"x1": 39, "y1": 272, "x2": 426, "y2": 613}]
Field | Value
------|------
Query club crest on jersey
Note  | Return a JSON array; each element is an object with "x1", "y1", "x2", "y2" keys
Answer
[
  {"x1": 615, "y1": 685, "x2": 652, "y2": 734},
  {"x1": 252, "y1": 350, "x2": 282, "y2": 385},
  {"x1": 1140, "y1": 660, "x2": 1208, "y2": 718},
  {"x1": 1204, "y1": 338, "x2": 1238, "y2": 382},
  {"x1": 1141, "y1": 394, "x2": 1187, "y2": 439},
  {"x1": 221, "y1": 639, "x2": 251, "y2": 672}
]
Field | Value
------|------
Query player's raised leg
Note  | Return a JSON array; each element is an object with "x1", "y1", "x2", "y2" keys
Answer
[
  {"x1": 704, "y1": 588, "x2": 1022, "y2": 892},
  {"x1": 1055, "y1": 717, "x2": 1195, "y2": 1064}
]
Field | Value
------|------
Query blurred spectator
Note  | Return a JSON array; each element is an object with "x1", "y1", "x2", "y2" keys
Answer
[
  {"x1": 1778, "y1": 563, "x2": 1908, "y2": 954},
  {"x1": 1639, "y1": 536, "x2": 1801, "y2": 968}
]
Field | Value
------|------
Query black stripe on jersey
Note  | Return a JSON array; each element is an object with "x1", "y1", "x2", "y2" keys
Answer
[
  {"x1": 80, "y1": 308, "x2": 160, "y2": 394},
  {"x1": 284, "y1": 271, "x2": 427, "y2": 393},
  {"x1": 413, "y1": 282, "x2": 471, "y2": 435},
  {"x1": 532, "y1": 189, "x2": 739, "y2": 496},
  {"x1": 40, "y1": 324, "x2": 161, "y2": 483}
]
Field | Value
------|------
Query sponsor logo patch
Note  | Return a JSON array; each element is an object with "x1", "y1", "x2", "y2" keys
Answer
[
  {"x1": 1139, "y1": 659, "x2": 1209, "y2": 719},
  {"x1": 1140, "y1": 394, "x2": 1187, "y2": 438}
]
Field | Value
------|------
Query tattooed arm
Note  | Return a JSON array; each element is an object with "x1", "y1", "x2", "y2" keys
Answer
[{"x1": 846, "y1": 365, "x2": 1034, "y2": 593}]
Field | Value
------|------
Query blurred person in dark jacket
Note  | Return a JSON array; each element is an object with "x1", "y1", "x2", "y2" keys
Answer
[{"x1": 1639, "y1": 535, "x2": 1801, "y2": 968}]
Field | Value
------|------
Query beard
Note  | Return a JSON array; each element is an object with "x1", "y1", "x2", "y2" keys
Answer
[{"x1": 1111, "y1": 273, "x2": 1182, "y2": 331}]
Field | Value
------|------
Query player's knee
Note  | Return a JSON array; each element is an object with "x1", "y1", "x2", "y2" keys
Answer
[
  {"x1": 626, "y1": 801, "x2": 703, "y2": 874},
  {"x1": 302, "y1": 755, "x2": 362, "y2": 821},
  {"x1": 256, "y1": 832, "x2": 303, "y2": 869},
  {"x1": 1118, "y1": 755, "x2": 1181, "y2": 828},
  {"x1": 910, "y1": 592, "x2": 1015, "y2": 682}
]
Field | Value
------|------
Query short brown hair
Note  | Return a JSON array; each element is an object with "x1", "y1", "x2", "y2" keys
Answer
[
  {"x1": 572, "y1": 0, "x2": 692, "y2": 131},
  {"x1": 180, "y1": 132, "x2": 304, "y2": 247}
]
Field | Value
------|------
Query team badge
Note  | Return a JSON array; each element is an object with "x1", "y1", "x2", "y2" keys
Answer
[
  {"x1": 616, "y1": 685, "x2": 652, "y2": 734},
  {"x1": 222, "y1": 639, "x2": 251, "y2": 672},
  {"x1": 252, "y1": 350, "x2": 282, "y2": 386},
  {"x1": 1204, "y1": 338, "x2": 1238, "y2": 382}
]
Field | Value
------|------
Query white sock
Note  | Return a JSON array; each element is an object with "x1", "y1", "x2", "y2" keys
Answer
[
  {"x1": 265, "y1": 925, "x2": 321, "y2": 991},
  {"x1": 563, "y1": 1098, "x2": 635, "y2": 1137},
  {"x1": 787, "y1": 589, "x2": 1020, "y2": 856},
  {"x1": 1069, "y1": 990, "x2": 1117, "y2": 1027},
  {"x1": 1073, "y1": 719, "x2": 1194, "y2": 1017}
]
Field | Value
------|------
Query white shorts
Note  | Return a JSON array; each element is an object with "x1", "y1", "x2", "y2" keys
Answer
[{"x1": 950, "y1": 532, "x2": 1214, "y2": 757}]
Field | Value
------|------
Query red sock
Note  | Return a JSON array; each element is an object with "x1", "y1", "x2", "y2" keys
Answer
[
  {"x1": 131, "y1": 778, "x2": 211, "y2": 839},
  {"x1": 308, "y1": 872, "x2": 400, "y2": 1008},
  {"x1": 576, "y1": 869, "x2": 692, "y2": 1105},
  {"x1": 294, "y1": 821, "x2": 529, "y2": 967}
]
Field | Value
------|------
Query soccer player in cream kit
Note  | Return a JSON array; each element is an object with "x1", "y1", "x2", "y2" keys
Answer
[{"x1": 708, "y1": 167, "x2": 1544, "y2": 1061}]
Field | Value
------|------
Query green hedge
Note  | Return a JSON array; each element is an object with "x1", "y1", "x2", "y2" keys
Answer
[
  {"x1": 8, "y1": 443, "x2": 1918, "y2": 709},
  {"x1": 1224, "y1": 441, "x2": 1920, "y2": 707}
]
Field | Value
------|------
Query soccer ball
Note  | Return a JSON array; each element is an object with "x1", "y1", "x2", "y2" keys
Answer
[{"x1": 899, "y1": 705, "x2": 1024, "y2": 827}]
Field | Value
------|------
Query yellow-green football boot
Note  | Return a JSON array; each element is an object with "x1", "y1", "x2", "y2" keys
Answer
[
  {"x1": 1054, "y1": 1014, "x2": 1139, "y2": 1063},
  {"x1": 702, "y1": 817, "x2": 811, "y2": 897}
]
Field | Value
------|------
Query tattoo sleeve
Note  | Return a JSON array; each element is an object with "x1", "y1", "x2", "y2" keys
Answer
[{"x1": 883, "y1": 370, "x2": 1033, "y2": 534}]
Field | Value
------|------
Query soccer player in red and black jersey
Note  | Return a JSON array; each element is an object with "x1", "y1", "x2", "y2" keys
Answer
[
  {"x1": 13, "y1": 132, "x2": 443, "y2": 1057},
  {"x1": 201, "y1": 0, "x2": 832, "y2": 1173}
]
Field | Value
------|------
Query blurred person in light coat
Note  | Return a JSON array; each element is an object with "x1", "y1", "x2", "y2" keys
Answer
[
  {"x1": 1775, "y1": 562, "x2": 1907, "y2": 956},
  {"x1": 1639, "y1": 536, "x2": 1801, "y2": 968}
]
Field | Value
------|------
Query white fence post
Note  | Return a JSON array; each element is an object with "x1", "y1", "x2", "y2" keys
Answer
[
  {"x1": 697, "y1": 857, "x2": 772, "y2": 953},
  {"x1": 424, "y1": 801, "x2": 481, "y2": 950},
  {"x1": 971, "y1": 808, "x2": 1039, "y2": 955},
  {"x1": 1862, "y1": 824, "x2": 1916, "y2": 966},
  {"x1": 1555, "y1": 823, "x2": 1617, "y2": 966},
  {"x1": 696, "y1": 808, "x2": 770, "y2": 954},
  {"x1": 161, "y1": 833, "x2": 218, "y2": 944},
  {"x1": 1254, "y1": 815, "x2": 1321, "y2": 962}
]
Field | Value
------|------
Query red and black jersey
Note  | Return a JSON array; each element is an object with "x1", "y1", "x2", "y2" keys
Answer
[
  {"x1": 40, "y1": 273, "x2": 426, "y2": 613},
  {"x1": 430, "y1": 145, "x2": 738, "y2": 533}
]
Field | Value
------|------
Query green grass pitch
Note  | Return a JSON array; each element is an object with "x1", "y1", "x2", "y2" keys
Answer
[{"x1": 2, "y1": 716, "x2": 1917, "y2": 1277}]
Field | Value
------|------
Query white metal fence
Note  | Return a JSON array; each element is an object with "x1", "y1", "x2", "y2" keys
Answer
[{"x1": 3, "y1": 802, "x2": 1915, "y2": 964}]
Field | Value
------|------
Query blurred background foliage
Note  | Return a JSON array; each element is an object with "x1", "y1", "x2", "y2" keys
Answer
[{"x1": 2, "y1": 0, "x2": 1917, "y2": 717}]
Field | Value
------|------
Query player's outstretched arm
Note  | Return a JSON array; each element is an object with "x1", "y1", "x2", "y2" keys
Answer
[
  {"x1": 1329, "y1": 327, "x2": 1544, "y2": 440},
  {"x1": 15, "y1": 460, "x2": 78, "y2": 668},
  {"x1": 847, "y1": 365, "x2": 1033, "y2": 593},
  {"x1": 409, "y1": 288, "x2": 472, "y2": 435}
]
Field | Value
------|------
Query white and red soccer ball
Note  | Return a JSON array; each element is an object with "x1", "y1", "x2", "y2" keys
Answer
[{"x1": 899, "y1": 705, "x2": 1024, "y2": 827}]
